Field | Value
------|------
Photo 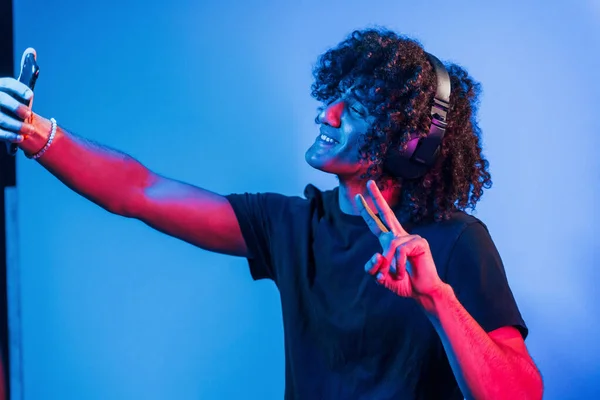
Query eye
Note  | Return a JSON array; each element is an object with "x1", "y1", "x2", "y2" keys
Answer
[{"x1": 350, "y1": 105, "x2": 365, "y2": 117}]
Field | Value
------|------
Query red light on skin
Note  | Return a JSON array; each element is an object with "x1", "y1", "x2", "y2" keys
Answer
[{"x1": 323, "y1": 101, "x2": 345, "y2": 128}]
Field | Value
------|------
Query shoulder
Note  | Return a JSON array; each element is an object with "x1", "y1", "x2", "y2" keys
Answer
[
  {"x1": 413, "y1": 211, "x2": 491, "y2": 247},
  {"x1": 445, "y1": 212, "x2": 495, "y2": 248},
  {"x1": 439, "y1": 212, "x2": 499, "y2": 261},
  {"x1": 412, "y1": 212, "x2": 499, "y2": 278},
  {"x1": 441, "y1": 213, "x2": 505, "y2": 281},
  {"x1": 440, "y1": 211, "x2": 487, "y2": 232}
]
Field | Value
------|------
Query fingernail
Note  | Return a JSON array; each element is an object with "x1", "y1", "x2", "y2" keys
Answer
[
  {"x1": 366, "y1": 254, "x2": 377, "y2": 271},
  {"x1": 25, "y1": 90, "x2": 33, "y2": 100},
  {"x1": 17, "y1": 135, "x2": 24, "y2": 143},
  {"x1": 376, "y1": 272, "x2": 383, "y2": 281}
]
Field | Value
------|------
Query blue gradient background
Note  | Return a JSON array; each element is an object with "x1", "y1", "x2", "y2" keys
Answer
[{"x1": 11, "y1": 0, "x2": 600, "y2": 398}]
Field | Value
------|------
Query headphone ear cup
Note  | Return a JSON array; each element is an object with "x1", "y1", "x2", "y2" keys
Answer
[
  {"x1": 383, "y1": 52, "x2": 451, "y2": 180},
  {"x1": 384, "y1": 136, "x2": 429, "y2": 180}
]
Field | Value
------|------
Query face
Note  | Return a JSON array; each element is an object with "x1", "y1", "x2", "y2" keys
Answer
[{"x1": 305, "y1": 90, "x2": 377, "y2": 180}]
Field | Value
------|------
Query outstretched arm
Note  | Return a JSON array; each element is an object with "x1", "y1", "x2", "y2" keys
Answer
[{"x1": 0, "y1": 77, "x2": 247, "y2": 257}]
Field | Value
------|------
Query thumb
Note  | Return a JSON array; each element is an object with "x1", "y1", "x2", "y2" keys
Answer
[{"x1": 365, "y1": 253, "x2": 384, "y2": 276}]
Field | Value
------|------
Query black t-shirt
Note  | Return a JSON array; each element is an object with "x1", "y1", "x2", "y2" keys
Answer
[{"x1": 226, "y1": 185, "x2": 527, "y2": 400}]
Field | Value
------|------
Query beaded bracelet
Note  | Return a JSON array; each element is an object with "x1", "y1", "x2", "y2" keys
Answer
[{"x1": 29, "y1": 117, "x2": 57, "y2": 160}]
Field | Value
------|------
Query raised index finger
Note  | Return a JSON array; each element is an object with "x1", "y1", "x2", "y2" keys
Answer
[
  {"x1": 366, "y1": 180, "x2": 407, "y2": 235},
  {"x1": 355, "y1": 194, "x2": 389, "y2": 236}
]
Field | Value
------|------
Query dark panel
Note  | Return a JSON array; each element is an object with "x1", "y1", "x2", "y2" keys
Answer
[{"x1": 0, "y1": 0, "x2": 15, "y2": 397}]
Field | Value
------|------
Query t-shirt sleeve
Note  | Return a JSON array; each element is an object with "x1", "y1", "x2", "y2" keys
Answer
[
  {"x1": 444, "y1": 221, "x2": 528, "y2": 339},
  {"x1": 225, "y1": 192, "x2": 290, "y2": 282}
]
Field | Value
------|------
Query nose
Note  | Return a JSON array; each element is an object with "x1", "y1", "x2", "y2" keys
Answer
[{"x1": 318, "y1": 101, "x2": 345, "y2": 128}]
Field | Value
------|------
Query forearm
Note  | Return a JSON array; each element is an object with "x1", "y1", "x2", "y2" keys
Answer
[
  {"x1": 20, "y1": 114, "x2": 152, "y2": 216},
  {"x1": 419, "y1": 284, "x2": 542, "y2": 400}
]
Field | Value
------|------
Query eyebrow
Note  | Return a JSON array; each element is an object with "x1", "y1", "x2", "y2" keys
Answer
[
  {"x1": 349, "y1": 88, "x2": 373, "y2": 107},
  {"x1": 346, "y1": 91, "x2": 368, "y2": 112}
]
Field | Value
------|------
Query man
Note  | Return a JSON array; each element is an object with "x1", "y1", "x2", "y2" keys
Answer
[{"x1": 0, "y1": 28, "x2": 542, "y2": 399}]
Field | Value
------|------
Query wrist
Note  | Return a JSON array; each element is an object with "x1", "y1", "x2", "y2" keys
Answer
[
  {"x1": 19, "y1": 113, "x2": 57, "y2": 157},
  {"x1": 415, "y1": 282, "x2": 454, "y2": 316}
]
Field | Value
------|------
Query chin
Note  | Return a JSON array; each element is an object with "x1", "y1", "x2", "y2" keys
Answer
[
  {"x1": 305, "y1": 145, "x2": 366, "y2": 177},
  {"x1": 305, "y1": 157, "x2": 362, "y2": 181},
  {"x1": 305, "y1": 151, "x2": 330, "y2": 172}
]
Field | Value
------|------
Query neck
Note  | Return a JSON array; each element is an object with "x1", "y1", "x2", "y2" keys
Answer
[{"x1": 337, "y1": 177, "x2": 402, "y2": 216}]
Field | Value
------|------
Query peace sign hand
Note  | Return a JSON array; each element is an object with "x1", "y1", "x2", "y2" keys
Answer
[{"x1": 355, "y1": 180, "x2": 445, "y2": 302}]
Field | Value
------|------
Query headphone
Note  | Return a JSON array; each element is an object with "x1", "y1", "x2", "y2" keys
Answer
[{"x1": 383, "y1": 52, "x2": 451, "y2": 180}]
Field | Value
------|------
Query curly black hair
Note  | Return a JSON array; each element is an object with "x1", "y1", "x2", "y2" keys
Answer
[{"x1": 311, "y1": 28, "x2": 492, "y2": 222}]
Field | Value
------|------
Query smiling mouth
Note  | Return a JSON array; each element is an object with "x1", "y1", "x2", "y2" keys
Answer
[{"x1": 319, "y1": 133, "x2": 339, "y2": 144}]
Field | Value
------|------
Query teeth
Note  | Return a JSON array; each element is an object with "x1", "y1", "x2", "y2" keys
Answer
[{"x1": 320, "y1": 134, "x2": 336, "y2": 143}]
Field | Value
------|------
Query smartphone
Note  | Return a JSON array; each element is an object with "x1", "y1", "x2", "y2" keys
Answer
[{"x1": 8, "y1": 48, "x2": 39, "y2": 155}]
